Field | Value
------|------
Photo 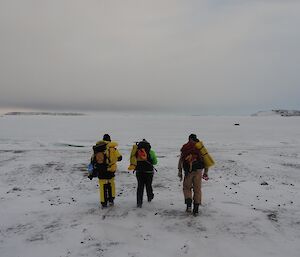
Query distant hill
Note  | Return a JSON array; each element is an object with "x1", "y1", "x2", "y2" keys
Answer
[
  {"x1": 5, "y1": 112, "x2": 85, "y2": 116},
  {"x1": 252, "y1": 110, "x2": 300, "y2": 117}
]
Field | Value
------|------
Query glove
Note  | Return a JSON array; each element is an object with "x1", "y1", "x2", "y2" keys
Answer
[
  {"x1": 202, "y1": 173, "x2": 209, "y2": 181},
  {"x1": 87, "y1": 163, "x2": 93, "y2": 172}
]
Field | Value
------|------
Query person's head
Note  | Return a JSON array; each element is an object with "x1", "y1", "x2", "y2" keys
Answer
[
  {"x1": 188, "y1": 134, "x2": 198, "y2": 142},
  {"x1": 137, "y1": 139, "x2": 151, "y2": 151},
  {"x1": 103, "y1": 134, "x2": 111, "y2": 141}
]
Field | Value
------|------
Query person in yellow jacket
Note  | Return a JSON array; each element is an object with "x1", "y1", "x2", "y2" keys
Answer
[
  {"x1": 90, "y1": 134, "x2": 122, "y2": 208},
  {"x1": 178, "y1": 134, "x2": 214, "y2": 216}
]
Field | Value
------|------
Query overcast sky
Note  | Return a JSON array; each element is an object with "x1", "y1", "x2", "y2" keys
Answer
[{"x1": 0, "y1": 0, "x2": 299, "y2": 115}]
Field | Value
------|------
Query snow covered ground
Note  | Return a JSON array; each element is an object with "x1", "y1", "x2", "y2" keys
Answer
[{"x1": 0, "y1": 113, "x2": 300, "y2": 257}]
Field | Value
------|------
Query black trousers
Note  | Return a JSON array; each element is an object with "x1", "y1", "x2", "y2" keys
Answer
[
  {"x1": 103, "y1": 183, "x2": 113, "y2": 203},
  {"x1": 136, "y1": 172, "x2": 154, "y2": 205}
]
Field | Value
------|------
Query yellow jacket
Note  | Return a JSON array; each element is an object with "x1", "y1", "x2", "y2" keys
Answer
[
  {"x1": 95, "y1": 140, "x2": 122, "y2": 172},
  {"x1": 128, "y1": 144, "x2": 138, "y2": 170},
  {"x1": 128, "y1": 144, "x2": 158, "y2": 170}
]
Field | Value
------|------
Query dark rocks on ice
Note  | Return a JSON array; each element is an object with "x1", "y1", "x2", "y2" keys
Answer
[{"x1": 260, "y1": 181, "x2": 269, "y2": 186}]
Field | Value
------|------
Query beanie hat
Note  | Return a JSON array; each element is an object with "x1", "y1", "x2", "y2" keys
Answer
[
  {"x1": 188, "y1": 134, "x2": 197, "y2": 142},
  {"x1": 103, "y1": 134, "x2": 111, "y2": 141}
]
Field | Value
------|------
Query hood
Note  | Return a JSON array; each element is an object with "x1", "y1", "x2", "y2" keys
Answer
[{"x1": 107, "y1": 141, "x2": 118, "y2": 148}]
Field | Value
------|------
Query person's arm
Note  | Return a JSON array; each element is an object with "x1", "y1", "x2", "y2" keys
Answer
[
  {"x1": 178, "y1": 156, "x2": 183, "y2": 181},
  {"x1": 128, "y1": 144, "x2": 137, "y2": 170},
  {"x1": 115, "y1": 149, "x2": 122, "y2": 162},
  {"x1": 90, "y1": 154, "x2": 95, "y2": 164}
]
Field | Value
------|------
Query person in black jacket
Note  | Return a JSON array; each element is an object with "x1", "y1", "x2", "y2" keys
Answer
[{"x1": 129, "y1": 139, "x2": 158, "y2": 208}]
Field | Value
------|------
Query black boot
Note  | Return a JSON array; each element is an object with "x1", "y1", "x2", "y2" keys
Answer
[
  {"x1": 193, "y1": 204, "x2": 199, "y2": 216},
  {"x1": 147, "y1": 193, "x2": 154, "y2": 202},
  {"x1": 108, "y1": 184, "x2": 114, "y2": 206},
  {"x1": 108, "y1": 199, "x2": 114, "y2": 206},
  {"x1": 185, "y1": 198, "x2": 192, "y2": 213}
]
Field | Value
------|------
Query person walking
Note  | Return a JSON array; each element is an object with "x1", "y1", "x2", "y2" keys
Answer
[
  {"x1": 128, "y1": 139, "x2": 158, "y2": 208},
  {"x1": 178, "y1": 134, "x2": 214, "y2": 216},
  {"x1": 89, "y1": 134, "x2": 122, "y2": 208}
]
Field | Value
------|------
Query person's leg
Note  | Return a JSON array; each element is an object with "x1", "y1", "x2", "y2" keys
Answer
[
  {"x1": 104, "y1": 183, "x2": 109, "y2": 206},
  {"x1": 136, "y1": 173, "x2": 145, "y2": 207},
  {"x1": 183, "y1": 173, "x2": 193, "y2": 211},
  {"x1": 99, "y1": 179, "x2": 108, "y2": 207},
  {"x1": 145, "y1": 173, "x2": 154, "y2": 202},
  {"x1": 192, "y1": 170, "x2": 202, "y2": 205},
  {"x1": 108, "y1": 178, "x2": 115, "y2": 205},
  {"x1": 192, "y1": 170, "x2": 202, "y2": 215}
]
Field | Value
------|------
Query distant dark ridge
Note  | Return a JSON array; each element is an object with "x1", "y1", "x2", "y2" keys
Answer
[
  {"x1": 272, "y1": 110, "x2": 300, "y2": 116},
  {"x1": 5, "y1": 112, "x2": 85, "y2": 116},
  {"x1": 252, "y1": 110, "x2": 300, "y2": 117}
]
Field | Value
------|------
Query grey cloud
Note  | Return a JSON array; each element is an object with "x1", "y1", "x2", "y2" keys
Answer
[{"x1": 0, "y1": 0, "x2": 300, "y2": 114}]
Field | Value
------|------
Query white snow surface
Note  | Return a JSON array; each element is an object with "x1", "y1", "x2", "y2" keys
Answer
[{"x1": 0, "y1": 113, "x2": 300, "y2": 257}]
